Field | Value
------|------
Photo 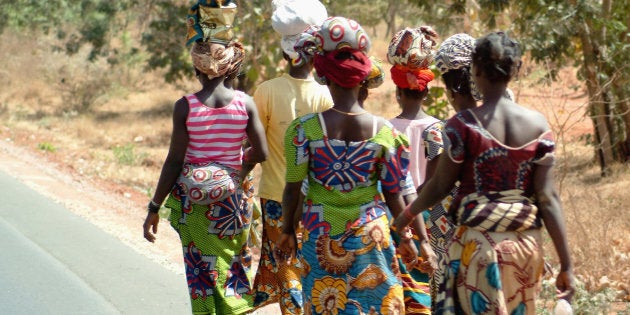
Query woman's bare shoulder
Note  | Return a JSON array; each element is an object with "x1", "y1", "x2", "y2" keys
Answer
[{"x1": 513, "y1": 102, "x2": 550, "y2": 132}]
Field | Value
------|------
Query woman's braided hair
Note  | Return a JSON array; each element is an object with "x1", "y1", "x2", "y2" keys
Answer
[{"x1": 472, "y1": 32, "x2": 522, "y2": 83}]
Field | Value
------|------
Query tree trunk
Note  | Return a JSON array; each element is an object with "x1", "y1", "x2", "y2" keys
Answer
[
  {"x1": 385, "y1": 0, "x2": 399, "y2": 38},
  {"x1": 578, "y1": 21, "x2": 615, "y2": 175}
]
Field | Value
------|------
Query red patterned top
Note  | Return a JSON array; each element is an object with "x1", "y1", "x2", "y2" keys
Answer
[{"x1": 444, "y1": 109, "x2": 555, "y2": 214}]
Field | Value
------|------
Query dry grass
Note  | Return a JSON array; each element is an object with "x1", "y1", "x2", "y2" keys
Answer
[{"x1": 1, "y1": 32, "x2": 628, "y2": 312}]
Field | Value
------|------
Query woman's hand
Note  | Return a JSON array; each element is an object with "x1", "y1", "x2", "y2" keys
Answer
[
  {"x1": 143, "y1": 212, "x2": 160, "y2": 243},
  {"x1": 556, "y1": 270, "x2": 576, "y2": 302},
  {"x1": 393, "y1": 212, "x2": 413, "y2": 235},
  {"x1": 397, "y1": 238, "x2": 419, "y2": 271},
  {"x1": 418, "y1": 241, "x2": 438, "y2": 275},
  {"x1": 274, "y1": 232, "x2": 297, "y2": 266}
]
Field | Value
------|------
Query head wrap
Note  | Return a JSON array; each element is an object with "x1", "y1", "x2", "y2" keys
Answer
[
  {"x1": 435, "y1": 33, "x2": 474, "y2": 74},
  {"x1": 186, "y1": 1, "x2": 244, "y2": 79},
  {"x1": 186, "y1": 1, "x2": 237, "y2": 47},
  {"x1": 364, "y1": 57, "x2": 385, "y2": 89},
  {"x1": 387, "y1": 26, "x2": 438, "y2": 91},
  {"x1": 435, "y1": 33, "x2": 482, "y2": 100},
  {"x1": 271, "y1": 0, "x2": 327, "y2": 65},
  {"x1": 191, "y1": 41, "x2": 245, "y2": 79},
  {"x1": 308, "y1": 17, "x2": 372, "y2": 88},
  {"x1": 390, "y1": 66, "x2": 434, "y2": 90}
]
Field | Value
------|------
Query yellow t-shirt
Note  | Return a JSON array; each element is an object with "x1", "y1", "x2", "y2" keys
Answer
[{"x1": 254, "y1": 73, "x2": 333, "y2": 202}]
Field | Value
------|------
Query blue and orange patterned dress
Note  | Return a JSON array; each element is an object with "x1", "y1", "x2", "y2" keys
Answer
[
  {"x1": 436, "y1": 109, "x2": 555, "y2": 315},
  {"x1": 284, "y1": 113, "x2": 411, "y2": 315}
]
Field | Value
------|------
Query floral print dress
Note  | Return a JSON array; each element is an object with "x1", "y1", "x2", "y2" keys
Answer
[{"x1": 284, "y1": 113, "x2": 411, "y2": 315}]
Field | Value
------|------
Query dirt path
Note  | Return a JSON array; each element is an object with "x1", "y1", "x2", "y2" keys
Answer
[
  {"x1": 0, "y1": 136, "x2": 281, "y2": 314},
  {"x1": 0, "y1": 137, "x2": 185, "y2": 274}
]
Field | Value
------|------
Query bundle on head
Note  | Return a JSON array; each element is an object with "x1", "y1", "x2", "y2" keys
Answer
[
  {"x1": 271, "y1": 0, "x2": 328, "y2": 66},
  {"x1": 186, "y1": 0, "x2": 244, "y2": 79}
]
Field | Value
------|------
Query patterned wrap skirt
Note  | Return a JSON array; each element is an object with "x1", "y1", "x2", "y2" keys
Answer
[
  {"x1": 300, "y1": 202, "x2": 405, "y2": 315},
  {"x1": 166, "y1": 179, "x2": 255, "y2": 315},
  {"x1": 253, "y1": 198, "x2": 304, "y2": 314},
  {"x1": 435, "y1": 190, "x2": 544, "y2": 315}
]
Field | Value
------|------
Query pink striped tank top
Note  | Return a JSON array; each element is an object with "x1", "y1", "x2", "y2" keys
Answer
[{"x1": 184, "y1": 92, "x2": 248, "y2": 169}]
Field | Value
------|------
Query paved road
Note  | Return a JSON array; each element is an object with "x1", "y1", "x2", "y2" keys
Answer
[{"x1": 0, "y1": 170, "x2": 191, "y2": 315}]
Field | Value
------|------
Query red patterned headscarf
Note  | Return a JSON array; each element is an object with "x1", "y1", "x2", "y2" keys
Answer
[
  {"x1": 387, "y1": 26, "x2": 438, "y2": 91},
  {"x1": 390, "y1": 65, "x2": 434, "y2": 91},
  {"x1": 308, "y1": 17, "x2": 373, "y2": 88},
  {"x1": 313, "y1": 48, "x2": 372, "y2": 88}
]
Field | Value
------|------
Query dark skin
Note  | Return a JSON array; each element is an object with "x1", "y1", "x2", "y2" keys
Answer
[
  {"x1": 444, "y1": 83, "x2": 477, "y2": 113},
  {"x1": 395, "y1": 60, "x2": 575, "y2": 301},
  {"x1": 143, "y1": 69, "x2": 268, "y2": 243},
  {"x1": 275, "y1": 80, "x2": 437, "y2": 273},
  {"x1": 414, "y1": 71, "x2": 479, "y2": 209},
  {"x1": 284, "y1": 52, "x2": 313, "y2": 80}
]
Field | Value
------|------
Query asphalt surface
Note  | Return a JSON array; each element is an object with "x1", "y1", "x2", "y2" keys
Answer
[{"x1": 0, "y1": 170, "x2": 191, "y2": 315}]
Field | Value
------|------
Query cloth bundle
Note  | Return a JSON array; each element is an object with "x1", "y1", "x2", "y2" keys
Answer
[
  {"x1": 271, "y1": 0, "x2": 328, "y2": 64},
  {"x1": 186, "y1": 0, "x2": 237, "y2": 47},
  {"x1": 177, "y1": 162, "x2": 239, "y2": 205},
  {"x1": 186, "y1": 0, "x2": 244, "y2": 79},
  {"x1": 365, "y1": 56, "x2": 385, "y2": 89}
]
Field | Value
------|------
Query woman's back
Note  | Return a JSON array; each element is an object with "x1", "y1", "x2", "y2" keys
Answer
[
  {"x1": 184, "y1": 92, "x2": 249, "y2": 168},
  {"x1": 445, "y1": 105, "x2": 555, "y2": 211},
  {"x1": 470, "y1": 99, "x2": 549, "y2": 148},
  {"x1": 285, "y1": 113, "x2": 409, "y2": 227},
  {"x1": 318, "y1": 111, "x2": 384, "y2": 142}
]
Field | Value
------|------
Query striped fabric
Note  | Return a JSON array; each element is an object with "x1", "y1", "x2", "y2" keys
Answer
[
  {"x1": 457, "y1": 189, "x2": 540, "y2": 232},
  {"x1": 184, "y1": 92, "x2": 248, "y2": 169}
]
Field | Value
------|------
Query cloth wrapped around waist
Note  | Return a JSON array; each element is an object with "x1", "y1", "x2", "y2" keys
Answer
[{"x1": 456, "y1": 189, "x2": 541, "y2": 232}]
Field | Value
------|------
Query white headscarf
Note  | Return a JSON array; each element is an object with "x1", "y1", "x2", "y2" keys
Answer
[{"x1": 271, "y1": 0, "x2": 327, "y2": 60}]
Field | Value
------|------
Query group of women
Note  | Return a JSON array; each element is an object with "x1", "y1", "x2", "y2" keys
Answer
[{"x1": 141, "y1": 1, "x2": 575, "y2": 314}]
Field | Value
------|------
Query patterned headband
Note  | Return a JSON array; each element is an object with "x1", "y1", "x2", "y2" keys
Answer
[{"x1": 314, "y1": 16, "x2": 371, "y2": 53}]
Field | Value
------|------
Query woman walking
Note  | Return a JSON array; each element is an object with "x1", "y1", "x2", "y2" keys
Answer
[
  {"x1": 386, "y1": 26, "x2": 441, "y2": 314},
  {"x1": 275, "y1": 17, "x2": 436, "y2": 314},
  {"x1": 142, "y1": 1, "x2": 268, "y2": 314},
  {"x1": 395, "y1": 32, "x2": 575, "y2": 314}
]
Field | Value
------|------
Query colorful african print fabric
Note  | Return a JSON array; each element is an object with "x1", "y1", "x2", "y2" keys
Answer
[
  {"x1": 387, "y1": 27, "x2": 438, "y2": 70},
  {"x1": 390, "y1": 116, "x2": 441, "y2": 314},
  {"x1": 434, "y1": 109, "x2": 556, "y2": 314},
  {"x1": 421, "y1": 121, "x2": 457, "y2": 306},
  {"x1": 387, "y1": 27, "x2": 438, "y2": 91},
  {"x1": 166, "y1": 176, "x2": 254, "y2": 315},
  {"x1": 394, "y1": 227, "x2": 432, "y2": 315},
  {"x1": 434, "y1": 33, "x2": 482, "y2": 101},
  {"x1": 284, "y1": 113, "x2": 411, "y2": 314},
  {"x1": 253, "y1": 198, "x2": 304, "y2": 314}
]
